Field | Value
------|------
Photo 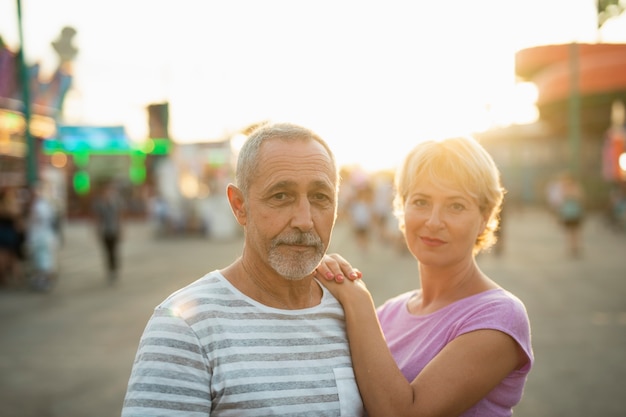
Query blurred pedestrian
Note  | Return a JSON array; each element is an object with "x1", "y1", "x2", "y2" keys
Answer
[
  {"x1": 121, "y1": 122, "x2": 364, "y2": 416},
  {"x1": 546, "y1": 175, "x2": 563, "y2": 216},
  {"x1": 26, "y1": 182, "x2": 61, "y2": 292},
  {"x1": 608, "y1": 183, "x2": 626, "y2": 231},
  {"x1": 556, "y1": 172, "x2": 585, "y2": 257},
  {"x1": 317, "y1": 136, "x2": 533, "y2": 417},
  {"x1": 92, "y1": 181, "x2": 125, "y2": 283},
  {"x1": 147, "y1": 188, "x2": 169, "y2": 237},
  {"x1": 348, "y1": 182, "x2": 374, "y2": 253},
  {"x1": 372, "y1": 172, "x2": 395, "y2": 243},
  {"x1": 0, "y1": 187, "x2": 21, "y2": 286}
]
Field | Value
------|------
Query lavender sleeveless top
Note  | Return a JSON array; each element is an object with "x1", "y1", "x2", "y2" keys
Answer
[{"x1": 377, "y1": 288, "x2": 533, "y2": 417}]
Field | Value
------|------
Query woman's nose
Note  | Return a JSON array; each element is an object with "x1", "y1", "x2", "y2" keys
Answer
[{"x1": 425, "y1": 207, "x2": 443, "y2": 228}]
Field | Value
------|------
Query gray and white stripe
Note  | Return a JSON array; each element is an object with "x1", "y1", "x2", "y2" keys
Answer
[{"x1": 122, "y1": 271, "x2": 364, "y2": 417}]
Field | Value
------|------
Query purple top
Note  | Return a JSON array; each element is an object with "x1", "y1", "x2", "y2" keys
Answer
[{"x1": 377, "y1": 288, "x2": 533, "y2": 417}]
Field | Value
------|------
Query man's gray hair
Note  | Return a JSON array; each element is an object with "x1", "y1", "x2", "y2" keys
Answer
[{"x1": 235, "y1": 122, "x2": 339, "y2": 195}]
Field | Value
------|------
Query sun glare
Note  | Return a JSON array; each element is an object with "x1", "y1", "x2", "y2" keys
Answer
[{"x1": 1, "y1": 0, "x2": 621, "y2": 174}]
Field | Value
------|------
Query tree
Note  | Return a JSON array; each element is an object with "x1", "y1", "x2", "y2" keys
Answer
[{"x1": 597, "y1": 0, "x2": 626, "y2": 28}]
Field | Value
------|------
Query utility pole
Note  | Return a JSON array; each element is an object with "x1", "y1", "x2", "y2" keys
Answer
[
  {"x1": 568, "y1": 42, "x2": 581, "y2": 179},
  {"x1": 16, "y1": 0, "x2": 37, "y2": 187}
]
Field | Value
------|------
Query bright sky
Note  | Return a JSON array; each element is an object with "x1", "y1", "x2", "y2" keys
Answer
[{"x1": 2, "y1": 0, "x2": 625, "y2": 171}]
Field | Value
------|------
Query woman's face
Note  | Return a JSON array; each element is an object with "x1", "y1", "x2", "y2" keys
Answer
[{"x1": 402, "y1": 177, "x2": 487, "y2": 267}]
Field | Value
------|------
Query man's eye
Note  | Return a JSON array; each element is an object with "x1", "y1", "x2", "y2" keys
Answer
[
  {"x1": 272, "y1": 193, "x2": 287, "y2": 201},
  {"x1": 312, "y1": 193, "x2": 331, "y2": 202}
]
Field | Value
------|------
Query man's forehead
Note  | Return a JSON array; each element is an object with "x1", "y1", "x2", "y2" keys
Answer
[
  {"x1": 259, "y1": 140, "x2": 334, "y2": 169},
  {"x1": 266, "y1": 178, "x2": 335, "y2": 191},
  {"x1": 252, "y1": 169, "x2": 336, "y2": 196},
  {"x1": 260, "y1": 138, "x2": 330, "y2": 158}
]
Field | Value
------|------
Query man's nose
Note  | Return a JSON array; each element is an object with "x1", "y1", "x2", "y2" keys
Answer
[{"x1": 291, "y1": 199, "x2": 314, "y2": 231}]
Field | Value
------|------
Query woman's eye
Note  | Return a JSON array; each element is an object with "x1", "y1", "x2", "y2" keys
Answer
[{"x1": 450, "y1": 202, "x2": 465, "y2": 211}]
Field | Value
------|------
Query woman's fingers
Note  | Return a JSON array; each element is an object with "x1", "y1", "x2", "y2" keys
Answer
[
  {"x1": 317, "y1": 270, "x2": 369, "y2": 304},
  {"x1": 315, "y1": 253, "x2": 363, "y2": 283}
]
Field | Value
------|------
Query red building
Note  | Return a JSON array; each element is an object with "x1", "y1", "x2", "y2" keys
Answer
[{"x1": 477, "y1": 43, "x2": 626, "y2": 209}]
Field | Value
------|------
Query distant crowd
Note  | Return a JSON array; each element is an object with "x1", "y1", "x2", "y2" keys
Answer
[{"x1": 337, "y1": 167, "x2": 406, "y2": 255}]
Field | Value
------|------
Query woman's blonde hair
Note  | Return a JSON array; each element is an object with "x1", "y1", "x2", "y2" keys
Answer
[{"x1": 393, "y1": 136, "x2": 505, "y2": 254}]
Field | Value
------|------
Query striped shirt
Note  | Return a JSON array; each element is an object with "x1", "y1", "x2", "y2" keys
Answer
[{"x1": 122, "y1": 271, "x2": 364, "y2": 417}]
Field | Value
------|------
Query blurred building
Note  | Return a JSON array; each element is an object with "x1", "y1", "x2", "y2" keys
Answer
[
  {"x1": 153, "y1": 139, "x2": 238, "y2": 237},
  {"x1": 0, "y1": 29, "x2": 174, "y2": 221},
  {"x1": 477, "y1": 43, "x2": 626, "y2": 209},
  {"x1": 0, "y1": 38, "x2": 65, "y2": 189},
  {"x1": 142, "y1": 99, "x2": 244, "y2": 238},
  {"x1": 42, "y1": 124, "x2": 171, "y2": 218}
]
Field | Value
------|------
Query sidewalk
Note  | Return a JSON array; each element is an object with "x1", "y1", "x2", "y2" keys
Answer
[{"x1": 0, "y1": 206, "x2": 625, "y2": 417}]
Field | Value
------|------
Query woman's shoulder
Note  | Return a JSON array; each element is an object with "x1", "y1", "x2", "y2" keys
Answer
[
  {"x1": 464, "y1": 288, "x2": 529, "y2": 316},
  {"x1": 454, "y1": 289, "x2": 532, "y2": 343}
]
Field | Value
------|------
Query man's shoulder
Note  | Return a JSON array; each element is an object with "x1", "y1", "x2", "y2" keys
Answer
[{"x1": 159, "y1": 270, "x2": 230, "y2": 307}]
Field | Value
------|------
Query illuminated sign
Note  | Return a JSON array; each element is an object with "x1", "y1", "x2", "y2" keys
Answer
[
  {"x1": 46, "y1": 125, "x2": 131, "y2": 153},
  {"x1": 43, "y1": 125, "x2": 171, "y2": 155},
  {"x1": 0, "y1": 109, "x2": 56, "y2": 137}
]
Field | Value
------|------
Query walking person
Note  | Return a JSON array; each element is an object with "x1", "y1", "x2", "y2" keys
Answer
[
  {"x1": 92, "y1": 181, "x2": 124, "y2": 283},
  {"x1": 348, "y1": 182, "x2": 374, "y2": 254},
  {"x1": 121, "y1": 122, "x2": 364, "y2": 416},
  {"x1": 556, "y1": 171, "x2": 585, "y2": 258},
  {"x1": 26, "y1": 182, "x2": 61, "y2": 292},
  {"x1": 372, "y1": 173, "x2": 394, "y2": 243},
  {"x1": 317, "y1": 136, "x2": 533, "y2": 417},
  {"x1": 0, "y1": 186, "x2": 22, "y2": 286}
]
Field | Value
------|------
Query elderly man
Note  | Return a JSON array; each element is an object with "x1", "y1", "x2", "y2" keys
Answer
[{"x1": 122, "y1": 122, "x2": 364, "y2": 416}]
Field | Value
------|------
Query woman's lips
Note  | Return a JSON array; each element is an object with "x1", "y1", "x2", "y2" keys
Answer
[{"x1": 420, "y1": 236, "x2": 446, "y2": 247}]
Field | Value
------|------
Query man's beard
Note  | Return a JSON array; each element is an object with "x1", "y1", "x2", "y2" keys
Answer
[{"x1": 268, "y1": 231, "x2": 325, "y2": 280}]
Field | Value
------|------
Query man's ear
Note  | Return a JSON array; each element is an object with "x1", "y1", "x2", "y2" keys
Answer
[{"x1": 227, "y1": 184, "x2": 247, "y2": 226}]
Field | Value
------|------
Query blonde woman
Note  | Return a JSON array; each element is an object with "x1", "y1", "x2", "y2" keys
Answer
[{"x1": 317, "y1": 136, "x2": 533, "y2": 417}]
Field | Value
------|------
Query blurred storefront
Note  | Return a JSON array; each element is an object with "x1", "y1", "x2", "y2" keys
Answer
[
  {"x1": 0, "y1": 107, "x2": 56, "y2": 187},
  {"x1": 152, "y1": 139, "x2": 239, "y2": 238},
  {"x1": 43, "y1": 124, "x2": 170, "y2": 218},
  {"x1": 0, "y1": 29, "x2": 74, "y2": 215},
  {"x1": 141, "y1": 101, "x2": 240, "y2": 238},
  {"x1": 1, "y1": 30, "x2": 174, "y2": 220}
]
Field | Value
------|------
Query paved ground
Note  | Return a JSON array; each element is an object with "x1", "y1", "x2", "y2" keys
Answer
[{"x1": 1, "y1": 205, "x2": 625, "y2": 417}]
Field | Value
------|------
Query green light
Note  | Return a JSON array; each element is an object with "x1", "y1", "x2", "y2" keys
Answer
[
  {"x1": 150, "y1": 138, "x2": 171, "y2": 155},
  {"x1": 129, "y1": 165, "x2": 146, "y2": 184},
  {"x1": 129, "y1": 151, "x2": 146, "y2": 184},
  {"x1": 73, "y1": 170, "x2": 90, "y2": 195},
  {"x1": 141, "y1": 139, "x2": 155, "y2": 154},
  {"x1": 74, "y1": 151, "x2": 89, "y2": 168},
  {"x1": 130, "y1": 151, "x2": 146, "y2": 162}
]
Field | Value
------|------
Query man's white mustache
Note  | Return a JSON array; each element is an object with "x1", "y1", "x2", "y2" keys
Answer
[{"x1": 273, "y1": 233, "x2": 322, "y2": 247}]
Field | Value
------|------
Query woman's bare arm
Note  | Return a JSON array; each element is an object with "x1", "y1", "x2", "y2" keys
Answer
[{"x1": 317, "y1": 255, "x2": 523, "y2": 417}]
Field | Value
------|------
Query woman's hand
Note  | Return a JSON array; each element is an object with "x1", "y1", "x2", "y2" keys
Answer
[
  {"x1": 314, "y1": 253, "x2": 362, "y2": 283},
  {"x1": 314, "y1": 253, "x2": 369, "y2": 304}
]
